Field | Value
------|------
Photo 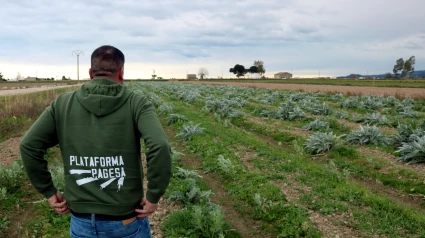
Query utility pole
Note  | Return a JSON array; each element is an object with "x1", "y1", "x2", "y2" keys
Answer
[{"x1": 73, "y1": 50, "x2": 84, "y2": 81}]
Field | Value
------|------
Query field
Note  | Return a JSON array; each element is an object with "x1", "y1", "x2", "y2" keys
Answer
[
  {"x1": 2, "y1": 81, "x2": 425, "y2": 237},
  {"x1": 183, "y1": 81, "x2": 425, "y2": 99},
  {"x1": 197, "y1": 78, "x2": 425, "y2": 88}
]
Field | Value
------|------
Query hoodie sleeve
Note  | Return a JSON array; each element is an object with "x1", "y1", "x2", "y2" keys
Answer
[
  {"x1": 19, "y1": 101, "x2": 59, "y2": 199},
  {"x1": 133, "y1": 94, "x2": 172, "y2": 204}
]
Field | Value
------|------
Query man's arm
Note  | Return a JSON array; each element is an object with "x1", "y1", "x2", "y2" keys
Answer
[
  {"x1": 19, "y1": 102, "x2": 59, "y2": 199},
  {"x1": 133, "y1": 95, "x2": 172, "y2": 204}
]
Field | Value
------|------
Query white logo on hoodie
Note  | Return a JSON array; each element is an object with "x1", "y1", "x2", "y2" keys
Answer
[{"x1": 69, "y1": 155, "x2": 126, "y2": 191}]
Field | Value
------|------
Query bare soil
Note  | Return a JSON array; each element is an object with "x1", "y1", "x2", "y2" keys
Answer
[
  {"x1": 177, "y1": 81, "x2": 425, "y2": 99},
  {"x1": 0, "y1": 136, "x2": 22, "y2": 167}
]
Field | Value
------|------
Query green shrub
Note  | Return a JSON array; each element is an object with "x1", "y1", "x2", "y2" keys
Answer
[
  {"x1": 0, "y1": 161, "x2": 25, "y2": 191},
  {"x1": 168, "y1": 178, "x2": 212, "y2": 205},
  {"x1": 362, "y1": 96, "x2": 383, "y2": 110},
  {"x1": 276, "y1": 100, "x2": 305, "y2": 121},
  {"x1": 346, "y1": 125, "x2": 389, "y2": 145},
  {"x1": 49, "y1": 163, "x2": 65, "y2": 192},
  {"x1": 204, "y1": 155, "x2": 236, "y2": 176},
  {"x1": 162, "y1": 204, "x2": 227, "y2": 238},
  {"x1": 167, "y1": 114, "x2": 189, "y2": 126},
  {"x1": 158, "y1": 103, "x2": 175, "y2": 116},
  {"x1": 219, "y1": 106, "x2": 244, "y2": 119},
  {"x1": 355, "y1": 113, "x2": 392, "y2": 126},
  {"x1": 302, "y1": 119, "x2": 330, "y2": 131},
  {"x1": 396, "y1": 136, "x2": 425, "y2": 164},
  {"x1": 340, "y1": 98, "x2": 359, "y2": 109},
  {"x1": 304, "y1": 132, "x2": 342, "y2": 154},
  {"x1": 308, "y1": 103, "x2": 332, "y2": 116},
  {"x1": 176, "y1": 123, "x2": 205, "y2": 141}
]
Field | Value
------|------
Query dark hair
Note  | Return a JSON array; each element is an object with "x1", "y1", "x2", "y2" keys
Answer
[{"x1": 91, "y1": 45, "x2": 125, "y2": 76}]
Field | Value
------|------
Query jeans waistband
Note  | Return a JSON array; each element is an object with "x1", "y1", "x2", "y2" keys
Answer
[{"x1": 71, "y1": 210, "x2": 138, "y2": 221}]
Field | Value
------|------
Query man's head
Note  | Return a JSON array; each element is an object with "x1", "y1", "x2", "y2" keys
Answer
[{"x1": 89, "y1": 45, "x2": 125, "y2": 84}]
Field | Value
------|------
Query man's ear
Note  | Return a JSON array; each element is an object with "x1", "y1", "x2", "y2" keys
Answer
[
  {"x1": 119, "y1": 68, "x2": 124, "y2": 82},
  {"x1": 89, "y1": 68, "x2": 94, "y2": 80}
]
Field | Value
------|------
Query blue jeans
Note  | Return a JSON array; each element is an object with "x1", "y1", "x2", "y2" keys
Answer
[{"x1": 70, "y1": 214, "x2": 152, "y2": 238}]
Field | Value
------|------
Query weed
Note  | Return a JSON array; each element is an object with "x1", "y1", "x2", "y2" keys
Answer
[{"x1": 0, "y1": 216, "x2": 10, "y2": 235}]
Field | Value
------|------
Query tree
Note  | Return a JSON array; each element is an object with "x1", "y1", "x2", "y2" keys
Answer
[
  {"x1": 16, "y1": 72, "x2": 23, "y2": 81},
  {"x1": 152, "y1": 69, "x2": 157, "y2": 80},
  {"x1": 0, "y1": 72, "x2": 4, "y2": 81},
  {"x1": 393, "y1": 58, "x2": 404, "y2": 78},
  {"x1": 254, "y1": 60, "x2": 265, "y2": 76},
  {"x1": 229, "y1": 64, "x2": 246, "y2": 78},
  {"x1": 198, "y1": 67, "x2": 209, "y2": 80},
  {"x1": 249, "y1": 66, "x2": 259, "y2": 74},
  {"x1": 393, "y1": 56, "x2": 415, "y2": 78},
  {"x1": 402, "y1": 56, "x2": 415, "y2": 78},
  {"x1": 62, "y1": 76, "x2": 67, "y2": 80},
  {"x1": 385, "y1": 73, "x2": 393, "y2": 79}
]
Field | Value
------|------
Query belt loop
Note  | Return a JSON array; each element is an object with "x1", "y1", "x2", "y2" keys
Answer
[{"x1": 91, "y1": 214, "x2": 95, "y2": 228}]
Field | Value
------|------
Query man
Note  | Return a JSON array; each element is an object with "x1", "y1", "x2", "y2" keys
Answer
[{"x1": 20, "y1": 45, "x2": 172, "y2": 238}]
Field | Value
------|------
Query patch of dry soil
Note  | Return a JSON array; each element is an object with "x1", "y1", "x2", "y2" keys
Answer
[{"x1": 0, "y1": 137, "x2": 22, "y2": 167}]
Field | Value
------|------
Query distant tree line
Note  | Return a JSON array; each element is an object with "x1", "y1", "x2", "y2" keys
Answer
[{"x1": 229, "y1": 60, "x2": 266, "y2": 78}]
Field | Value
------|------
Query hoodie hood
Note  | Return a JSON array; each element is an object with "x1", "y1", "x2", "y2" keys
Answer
[{"x1": 76, "y1": 78, "x2": 132, "y2": 116}]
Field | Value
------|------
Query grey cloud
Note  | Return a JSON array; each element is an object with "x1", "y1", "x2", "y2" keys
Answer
[{"x1": 1, "y1": 0, "x2": 425, "y2": 75}]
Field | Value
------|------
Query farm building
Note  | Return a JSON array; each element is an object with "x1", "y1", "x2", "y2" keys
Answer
[
  {"x1": 186, "y1": 74, "x2": 197, "y2": 80},
  {"x1": 274, "y1": 72, "x2": 293, "y2": 79},
  {"x1": 25, "y1": 77, "x2": 37, "y2": 81},
  {"x1": 24, "y1": 77, "x2": 50, "y2": 81}
]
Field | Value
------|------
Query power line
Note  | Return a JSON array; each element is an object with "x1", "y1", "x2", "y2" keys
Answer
[{"x1": 73, "y1": 50, "x2": 84, "y2": 81}]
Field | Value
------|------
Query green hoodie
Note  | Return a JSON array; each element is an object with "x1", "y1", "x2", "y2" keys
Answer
[{"x1": 20, "y1": 78, "x2": 171, "y2": 216}]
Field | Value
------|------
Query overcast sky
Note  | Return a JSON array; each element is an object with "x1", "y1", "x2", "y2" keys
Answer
[{"x1": 1, "y1": 0, "x2": 424, "y2": 79}]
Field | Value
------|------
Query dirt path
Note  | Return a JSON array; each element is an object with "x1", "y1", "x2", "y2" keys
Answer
[
  {"x1": 177, "y1": 81, "x2": 425, "y2": 99},
  {"x1": 0, "y1": 85, "x2": 81, "y2": 96}
]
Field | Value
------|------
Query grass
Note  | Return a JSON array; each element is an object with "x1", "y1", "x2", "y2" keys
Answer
[{"x1": 0, "y1": 87, "x2": 78, "y2": 140}]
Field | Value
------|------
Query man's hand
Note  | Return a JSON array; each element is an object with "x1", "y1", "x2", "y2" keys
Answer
[
  {"x1": 135, "y1": 199, "x2": 158, "y2": 218},
  {"x1": 47, "y1": 191, "x2": 70, "y2": 215}
]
